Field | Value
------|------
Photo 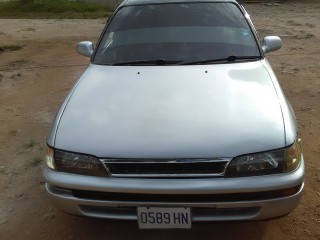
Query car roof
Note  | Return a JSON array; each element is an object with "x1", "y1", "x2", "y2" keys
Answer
[{"x1": 121, "y1": 0, "x2": 238, "y2": 7}]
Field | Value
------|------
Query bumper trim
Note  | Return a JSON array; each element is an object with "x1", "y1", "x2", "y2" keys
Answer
[
  {"x1": 69, "y1": 185, "x2": 301, "y2": 202},
  {"x1": 79, "y1": 205, "x2": 262, "y2": 221}
]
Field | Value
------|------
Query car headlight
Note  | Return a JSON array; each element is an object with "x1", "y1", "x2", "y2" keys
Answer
[
  {"x1": 45, "y1": 146, "x2": 108, "y2": 177},
  {"x1": 225, "y1": 139, "x2": 302, "y2": 177},
  {"x1": 284, "y1": 138, "x2": 302, "y2": 172}
]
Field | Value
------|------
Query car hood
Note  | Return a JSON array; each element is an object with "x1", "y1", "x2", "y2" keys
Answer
[{"x1": 54, "y1": 61, "x2": 285, "y2": 158}]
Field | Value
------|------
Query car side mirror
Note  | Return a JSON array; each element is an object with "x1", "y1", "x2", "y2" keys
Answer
[
  {"x1": 77, "y1": 41, "x2": 94, "y2": 57},
  {"x1": 262, "y1": 36, "x2": 282, "y2": 54}
]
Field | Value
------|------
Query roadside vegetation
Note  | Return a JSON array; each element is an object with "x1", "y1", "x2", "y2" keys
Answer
[
  {"x1": 0, "y1": 44, "x2": 22, "y2": 52},
  {"x1": 0, "y1": 0, "x2": 113, "y2": 19}
]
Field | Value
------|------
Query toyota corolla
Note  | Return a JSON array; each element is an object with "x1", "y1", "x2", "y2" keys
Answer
[{"x1": 43, "y1": 0, "x2": 304, "y2": 229}]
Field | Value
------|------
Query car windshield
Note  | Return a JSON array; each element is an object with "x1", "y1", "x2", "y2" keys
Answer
[{"x1": 94, "y1": 3, "x2": 261, "y2": 65}]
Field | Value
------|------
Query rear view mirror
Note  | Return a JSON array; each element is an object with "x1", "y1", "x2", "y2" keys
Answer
[
  {"x1": 262, "y1": 36, "x2": 282, "y2": 54},
  {"x1": 77, "y1": 41, "x2": 94, "y2": 57}
]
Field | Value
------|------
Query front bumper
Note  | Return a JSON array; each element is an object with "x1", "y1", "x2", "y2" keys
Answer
[{"x1": 43, "y1": 157, "x2": 304, "y2": 221}]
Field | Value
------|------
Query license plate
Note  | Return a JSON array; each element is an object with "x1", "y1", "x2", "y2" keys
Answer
[{"x1": 137, "y1": 207, "x2": 191, "y2": 229}]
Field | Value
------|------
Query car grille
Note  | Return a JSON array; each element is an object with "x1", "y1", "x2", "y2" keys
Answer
[{"x1": 100, "y1": 158, "x2": 231, "y2": 178}]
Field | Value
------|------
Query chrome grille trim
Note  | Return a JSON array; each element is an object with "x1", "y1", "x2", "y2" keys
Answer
[{"x1": 100, "y1": 158, "x2": 232, "y2": 178}]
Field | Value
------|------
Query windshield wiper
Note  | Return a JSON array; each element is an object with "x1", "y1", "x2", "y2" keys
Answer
[
  {"x1": 110, "y1": 56, "x2": 261, "y2": 66},
  {"x1": 111, "y1": 59, "x2": 181, "y2": 66},
  {"x1": 179, "y1": 55, "x2": 262, "y2": 65}
]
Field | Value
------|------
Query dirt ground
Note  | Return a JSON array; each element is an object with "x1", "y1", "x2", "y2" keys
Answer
[{"x1": 0, "y1": 1, "x2": 319, "y2": 240}]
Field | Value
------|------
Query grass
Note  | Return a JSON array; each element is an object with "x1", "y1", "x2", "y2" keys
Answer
[
  {"x1": 30, "y1": 156, "x2": 43, "y2": 166},
  {"x1": 24, "y1": 140, "x2": 36, "y2": 148},
  {"x1": 0, "y1": 0, "x2": 113, "y2": 19},
  {"x1": 0, "y1": 45, "x2": 23, "y2": 52}
]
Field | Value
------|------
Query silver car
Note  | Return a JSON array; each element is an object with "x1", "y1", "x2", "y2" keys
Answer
[{"x1": 44, "y1": 0, "x2": 304, "y2": 229}]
